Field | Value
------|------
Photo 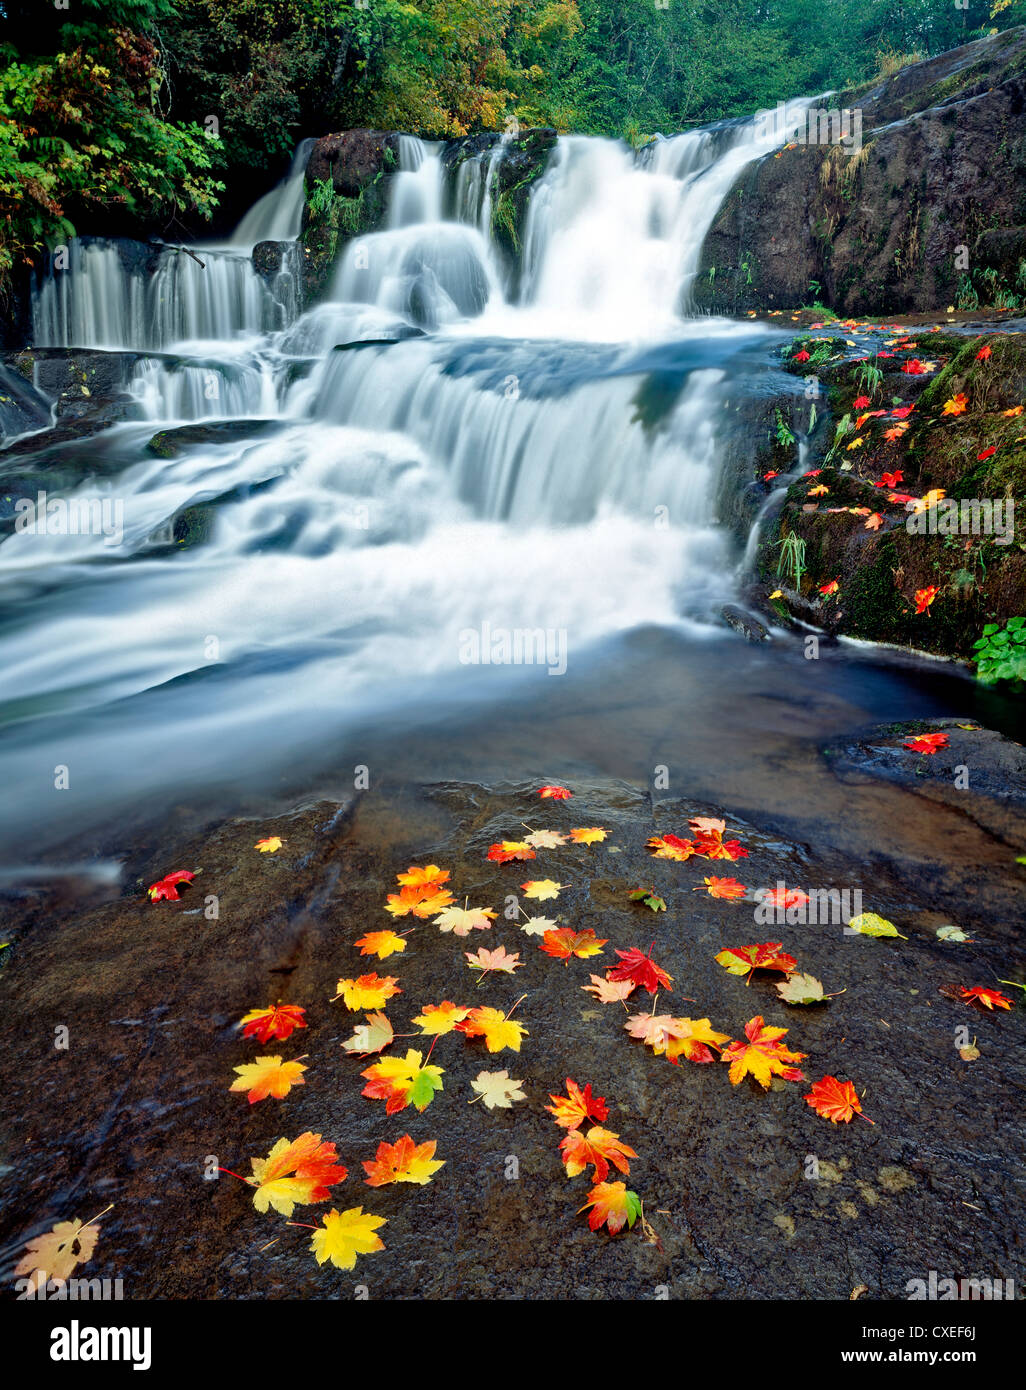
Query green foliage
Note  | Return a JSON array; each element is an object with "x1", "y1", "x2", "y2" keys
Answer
[
  {"x1": 774, "y1": 408, "x2": 796, "y2": 447},
  {"x1": 777, "y1": 531, "x2": 807, "y2": 589},
  {"x1": 1, "y1": 1, "x2": 223, "y2": 298},
  {"x1": 972, "y1": 616, "x2": 1026, "y2": 687},
  {"x1": 4, "y1": 0, "x2": 1026, "y2": 302}
]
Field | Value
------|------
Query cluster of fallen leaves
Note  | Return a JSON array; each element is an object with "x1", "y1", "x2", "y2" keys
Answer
[
  {"x1": 85, "y1": 782, "x2": 1016, "y2": 1285},
  {"x1": 776, "y1": 330, "x2": 1025, "y2": 623}
]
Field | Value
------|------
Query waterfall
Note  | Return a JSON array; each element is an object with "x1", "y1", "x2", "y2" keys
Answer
[
  {"x1": 2, "y1": 108, "x2": 803, "y2": 850},
  {"x1": 231, "y1": 139, "x2": 315, "y2": 246}
]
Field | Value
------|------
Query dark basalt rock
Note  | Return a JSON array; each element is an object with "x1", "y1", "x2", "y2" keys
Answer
[
  {"x1": 145, "y1": 419, "x2": 282, "y2": 459},
  {"x1": 695, "y1": 27, "x2": 1026, "y2": 316}
]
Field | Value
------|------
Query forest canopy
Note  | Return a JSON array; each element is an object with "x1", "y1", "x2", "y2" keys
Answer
[{"x1": 2, "y1": 0, "x2": 1025, "y2": 290}]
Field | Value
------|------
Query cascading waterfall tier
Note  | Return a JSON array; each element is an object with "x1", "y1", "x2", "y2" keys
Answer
[{"x1": 3, "y1": 115, "x2": 804, "y2": 851}]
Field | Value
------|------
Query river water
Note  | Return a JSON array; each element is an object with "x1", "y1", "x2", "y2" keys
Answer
[{"x1": 2, "y1": 114, "x2": 1017, "y2": 866}]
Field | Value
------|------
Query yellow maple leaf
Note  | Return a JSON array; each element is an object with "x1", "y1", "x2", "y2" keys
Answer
[
  {"x1": 255, "y1": 836, "x2": 283, "y2": 853},
  {"x1": 570, "y1": 827, "x2": 607, "y2": 845},
  {"x1": 520, "y1": 879, "x2": 565, "y2": 901},
  {"x1": 333, "y1": 973, "x2": 402, "y2": 1011},
  {"x1": 230, "y1": 1055, "x2": 307, "y2": 1103},
  {"x1": 458, "y1": 1005, "x2": 529, "y2": 1053},
  {"x1": 411, "y1": 1001, "x2": 471, "y2": 1034},
  {"x1": 15, "y1": 1216, "x2": 102, "y2": 1293},
  {"x1": 309, "y1": 1207, "x2": 386, "y2": 1270}
]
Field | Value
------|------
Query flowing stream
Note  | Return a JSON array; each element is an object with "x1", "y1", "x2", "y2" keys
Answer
[{"x1": 0, "y1": 110, "x2": 997, "y2": 861}]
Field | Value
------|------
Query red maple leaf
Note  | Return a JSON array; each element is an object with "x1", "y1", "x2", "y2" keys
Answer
[
  {"x1": 903, "y1": 732, "x2": 948, "y2": 754},
  {"x1": 607, "y1": 947, "x2": 673, "y2": 995},
  {"x1": 537, "y1": 785, "x2": 572, "y2": 799},
  {"x1": 147, "y1": 870, "x2": 195, "y2": 902}
]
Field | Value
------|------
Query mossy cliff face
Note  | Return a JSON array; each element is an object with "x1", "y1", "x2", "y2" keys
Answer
[
  {"x1": 753, "y1": 325, "x2": 1026, "y2": 661},
  {"x1": 695, "y1": 27, "x2": 1026, "y2": 317}
]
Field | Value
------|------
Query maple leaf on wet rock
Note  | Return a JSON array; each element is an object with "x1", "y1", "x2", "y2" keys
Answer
[
  {"x1": 245, "y1": 1132, "x2": 348, "y2": 1216},
  {"x1": 693, "y1": 875, "x2": 747, "y2": 901},
  {"x1": 942, "y1": 985, "x2": 1013, "y2": 1012},
  {"x1": 626, "y1": 1013, "x2": 730, "y2": 1065},
  {"x1": 15, "y1": 1215, "x2": 102, "y2": 1295},
  {"x1": 546, "y1": 1077, "x2": 609, "y2": 1130},
  {"x1": 805, "y1": 1075, "x2": 874, "y2": 1124},
  {"x1": 715, "y1": 942, "x2": 797, "y2": 984},
  {"x1": 384, "y1": 883, "x2": 455, "y2": 919},
  {"x1": 570, "y1": 827, "x2": 607, "y2": 845},
  {"x1": 523, "y1": 829, "x2": 567, "y2": 848},
  {"x1": 465, "y1": 945, "x2": 522, "y2": 977},
  {"x1": 433, "y1": 904, "x2": 497, "y2": 936},
  {"x1": 309, "y1": 1207, "x2": 385, "y2": 1271},
  {"x1": 239, "y1": 1003, "x2": 307, "y2": 1044},
  {"x1": 230, "y1": 1055, "x2": 307, "y2": 1104},
  {"x1": 582, "y1": 973, "x2": 636, "y2": 1003},
  {"x1": 412, "y1": 1000, "x2": 471, "y2": 1034},
  {"x1": 723, "y1": 1015, "x2": 806, "y2": 1088},
  {"x1": 646, "y1": 833, "x2": 695, "y2": 861},
  {"x1": 456, "y1": 1005, "x2": 528, "y2": 1053},
  {"x1": 518, "y1": 914, "x2": 558, "y2": 937},
  {"x1": 579, "y1": 1181, "x2": 642, "y2": 1235},
  {"x1": 147, "y1": 869, "x2": 195, "y2": 902},
  {"x1": 362, "y1": 1135, "x2": 444, "y2": 1187},
  {"x1": 628, "y1": 886, "x2": 666, "y2": 913},
  {"x1": 903, "y1": 732, "x2": 948, "y2": 755},
  {"x1": 354, "y1": 929, "x2": 407, "y2": 959},
  {"x1": 537, "y1": 785, "x2": 572, "y2": 799},
  {"x1": 333, "y1": 973, "x2": 402, "y2": 1011},
  {"x1": 560, "y1": 1126, "x2": 637, "y2": 1182},
  {"x1": 487, "y1": 840, "x2": 537, "y2": 863},
  {"x1": 608, "y1": 946, "x2": 673, "y2": 994},
  {"x1": 341, "y1": 1011, "x2": 394, "y2": 1055},
  {"x1": 397, "y1": 864, "x2": 450, "y2": 889},
  {"x1": 255, "y1": 836, "x2": 284, "y2": 853},
  {"x1": 521, "y1": 879, "x2": 565, "y2": 901},
  {"x1": 471, "y1": 1069, "x2": 527, "y2": 1109},
  {"x1": 540, "y1": 927, "x2": 607, "y2": 962},
  {"x1": 361, "y1": 1048, "x2": 444, "y2": 1113}
]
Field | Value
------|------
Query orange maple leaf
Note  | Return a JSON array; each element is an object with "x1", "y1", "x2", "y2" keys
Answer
[
  {"x1": 693, "y1": 875, "x2": 747, "y2": 900},
  {"x1": 955, "y1": 986, "x2": 1013, "y2": 1012},
  {"x1": 362, "y1": 1134, "x2": 444, "y2": 1187},
  {"x1": 384, "y1": 883, "x2": 455, "y2": 918},
  {"x1": 539, "y1": 928, "x2": 607, "y2": 962},
  {"x1": 545, "y1": 1077, "x2": 609, "y2": 1130},
  {"x1": 722, "y1": 1015, "x2": 806, "y2": 1087},
  {"x1": 245, "y1": 1133, "x2": 348, "y2": 1216},
  {"x1": 396, "y1": 864, "x2": 450, "y2": 889},
  {"x1": 354, "y1": 930, "x2": 407, "y2": 959},
  {"x1": 864, "y1": 512, "x2": 883, "y2": 531},
  {"x1": 646, "y1": 833, "x2": 695, "y2": 861},
  {"x1": 578, "y1": 1181, "x2": 642, "y2": 1234},
  {"x1": 560, "y1": 1126, "x2": 637, "y2": 1182},
  {"x1": 804, "y1": 1075, "x2": 874, "y2": 1124}
]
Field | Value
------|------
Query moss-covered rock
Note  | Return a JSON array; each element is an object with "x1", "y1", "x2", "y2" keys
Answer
[{"x1": 756, "y1": 327, "x2": 1026, "y2": 665}]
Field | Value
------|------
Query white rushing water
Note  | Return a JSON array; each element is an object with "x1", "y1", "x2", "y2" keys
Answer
[{"x1": 6, "y1": 114, "x2": 806, "y2": 850}]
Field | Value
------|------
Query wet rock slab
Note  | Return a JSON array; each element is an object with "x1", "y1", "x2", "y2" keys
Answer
[{"x1": 0, "y1": 773, "x2": 1023, "y2": 1300}]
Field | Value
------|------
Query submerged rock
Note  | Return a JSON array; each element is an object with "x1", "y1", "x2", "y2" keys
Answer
[{"x1": 720, "y1": 603, "x2": 771, "y2": 641}]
